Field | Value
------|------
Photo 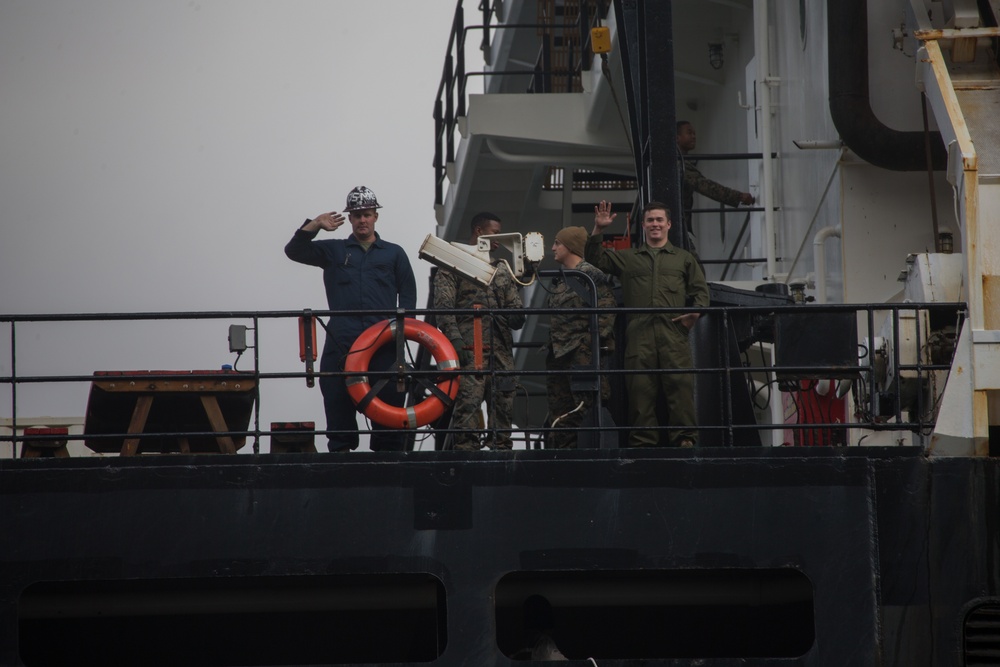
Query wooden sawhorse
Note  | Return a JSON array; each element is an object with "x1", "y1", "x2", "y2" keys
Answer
[{"x1": 83, "y1": 370, "x2": 257, "y2": 456}]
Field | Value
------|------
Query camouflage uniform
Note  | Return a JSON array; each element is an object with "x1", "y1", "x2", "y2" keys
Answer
[
  {"x1": 433, "y1": 264, "x2": 525, "y2": 450},
  {"x1": 585, "y1": 234, "x2": 709, "y2": 447},
  {"x1": 681, "y1": 159, "x2": 746, "y2": 235},
  {"x1": 545, "y1": 261, "x2": 616, "y2": 448}
]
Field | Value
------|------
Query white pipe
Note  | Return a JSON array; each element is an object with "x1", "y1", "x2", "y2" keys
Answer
[
  {"x1": 768, "y1": 343, "x2": 783, "y2": 446},
  {"x1": 813, "y1": 225, "x2": 841, "y2": 303},
  {"x1": 754, "y1": 0, "x2": 777, "y2": 280},
  {"x1": 782, "y1": 152, "x2": 842, "y2": 283}
]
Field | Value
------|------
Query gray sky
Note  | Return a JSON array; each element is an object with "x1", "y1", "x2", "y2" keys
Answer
[{"x1": 0, "y1": 1, "x2": 466, "y2": 450}]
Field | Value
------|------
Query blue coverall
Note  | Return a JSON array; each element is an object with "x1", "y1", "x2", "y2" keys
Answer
[{"x1": 285, "y1": 227, "x2": 417, "y2": 451}]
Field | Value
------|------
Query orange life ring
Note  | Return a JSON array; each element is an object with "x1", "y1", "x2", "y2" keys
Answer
[{"x1": 344, "y1": 318, "x2": 461, "y2": 429}]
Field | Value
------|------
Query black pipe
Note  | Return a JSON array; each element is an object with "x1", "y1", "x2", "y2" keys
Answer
[{"x1": 827, "y1": 0, "x2": 947, "y2": 171}]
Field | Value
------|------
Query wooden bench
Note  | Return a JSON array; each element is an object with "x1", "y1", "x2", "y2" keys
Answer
[{"x1": 83, "y1": 370, "x2": 256, "y2": 456}]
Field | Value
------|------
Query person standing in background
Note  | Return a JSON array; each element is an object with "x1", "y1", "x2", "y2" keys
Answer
[{"x1": 677, "y1": 120, "x2": 755, "y2": 249}]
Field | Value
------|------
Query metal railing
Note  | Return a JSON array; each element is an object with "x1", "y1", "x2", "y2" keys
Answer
[
  {"x1": 0, "y1": 298, "x2": 966, "y2": 457},
  {"x1": 677, "y1": 151, "x2": 781, "y2": 280},
  {"x1": 434, "y1": 0, "x2": 609, "y2": 207}
]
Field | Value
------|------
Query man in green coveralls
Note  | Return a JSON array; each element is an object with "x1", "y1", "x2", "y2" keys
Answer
[{"x1": 586, "y1": 200, "x2": 709, "y2": 447}]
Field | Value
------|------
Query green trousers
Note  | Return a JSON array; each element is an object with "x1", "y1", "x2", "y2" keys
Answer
[{"x1": 624, "y1": 316, "x2": 697, "y2": 447}]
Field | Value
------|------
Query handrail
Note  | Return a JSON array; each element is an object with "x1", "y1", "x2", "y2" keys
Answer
[
  {"x1": 0, "y1": 300, "x2": 966, "y2": 454},
  {"x1": 679, "y1": 151, "x2": 779, "y2": 278},
  {"x1": 434, "y1": 0, "x2": 609, "y2": 207},
  {"x1": 1, "y1": 300, "x2": 966, "y2": 455},
  {"x1": 684, "y1": 152, "x2": 778, "y2": 161}
]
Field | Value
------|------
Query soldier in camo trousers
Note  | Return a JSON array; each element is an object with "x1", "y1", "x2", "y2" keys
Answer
[
  {"x1": 432, "y1": 212, "x2": 525, "y2": 450},
  {"x1": 677, "y1": 121, "x2": 755, "y2": 247},
  {"x1": 545, "y1": 226, "x2": 616, "y2": 448}
]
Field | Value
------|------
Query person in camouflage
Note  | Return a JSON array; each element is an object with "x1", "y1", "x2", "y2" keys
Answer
[
  {"x1": 676, "y1": 121, "x2": 755, "y2": 243},
  {"x1": 545, "y1": 226, "x2": 616, "y2": 449},
  {"x1": 432, "y1": 212, "x2": 525, "y2": 450},
  {"x1": 587, "y1": 200, "x2": 709, "y2": 447}
]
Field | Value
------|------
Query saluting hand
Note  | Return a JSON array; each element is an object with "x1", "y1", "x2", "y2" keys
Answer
[{"x1": 312, "y1": 211, "x2": 346, "y2": 232}]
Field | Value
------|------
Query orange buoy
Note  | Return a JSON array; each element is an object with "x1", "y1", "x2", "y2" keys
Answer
[{"x1": 344, "y1": 318, "x2": 460, "y2": 428}]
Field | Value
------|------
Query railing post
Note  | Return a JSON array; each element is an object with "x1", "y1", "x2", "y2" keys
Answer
[
  {"x1": 394, "y1": 309, "x2": 407, "y2": 393},
  {"x1": 472, "y1": 304, "x2": 484, "y2": 370},
  {"x1": 481, "y1": 0, "x2": 491, "y2": 64},
  {"x1": 252, "y1": 314, "x2": 261, "y2": 454},
  {"x1": 9, "y1": 322, "x2": 16, "y2": 458},
  {"x1": 445, "y1": 53, "x2": 455, "y2": 165},
  {"x1": 891, "y1": 308, "x2": 904, "y2": 427},
  {"x1": 457, "y1": 53, "x2": 467, "y2": 116},
  {"x1": 915, "y1": 306, "x2": 927, "y2": 432},
  {"x1": 867, "y1": 306, "x2": 877, "y2": 431},
  {"x1": 434, "y1": 98, "x2": 444, "y2": 206},
  {"x1": 457, "y1": 5, "x2": 468, "y2": 116}
]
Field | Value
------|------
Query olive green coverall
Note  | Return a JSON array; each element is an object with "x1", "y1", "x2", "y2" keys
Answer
[{"x1": 585, "y1": 234, "x2": 710, "y2": 446}]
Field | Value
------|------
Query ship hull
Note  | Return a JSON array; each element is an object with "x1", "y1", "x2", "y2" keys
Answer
[{"x1": 2, "y1": 447, "x2": 993, "y2": 665}]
